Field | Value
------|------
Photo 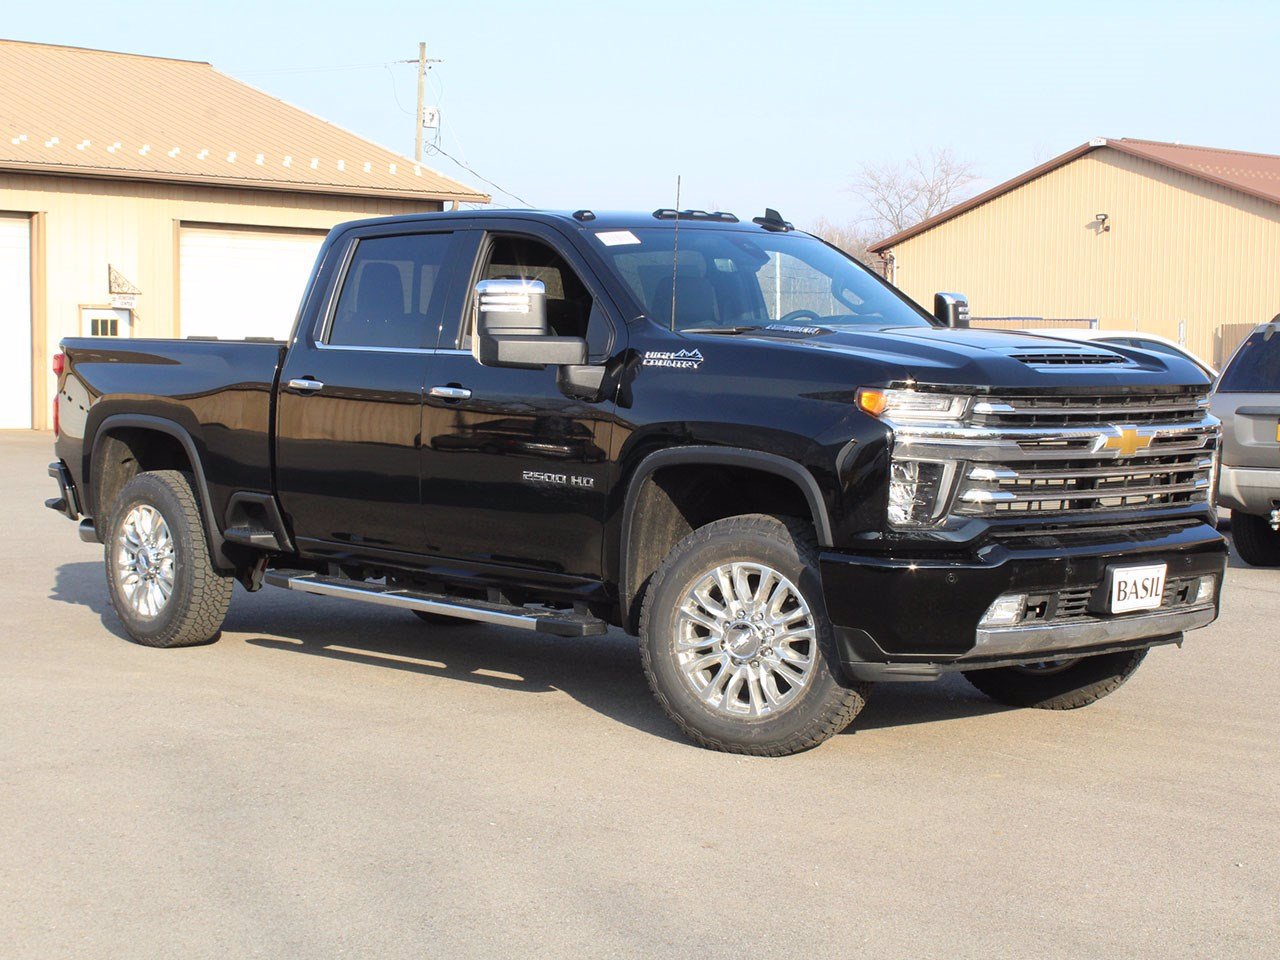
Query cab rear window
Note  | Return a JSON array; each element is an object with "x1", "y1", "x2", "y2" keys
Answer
[{"x1": 1217, "y1": 329, "x2": 1280, "y2": 392}]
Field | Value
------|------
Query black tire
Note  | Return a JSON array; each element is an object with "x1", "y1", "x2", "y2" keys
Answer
[
  {"x1": 639, "y1": 515, "x2": 870, "y2": 756},
  {"x1": 1231, "y1": 512, "x2": 1280, "y2": 567},
  {"x1": 962, "y1": 648, "x2": 1148, "y2": 710},
  {"x1": 104, "y1": 470, "x2": 233, "y2": 648}
]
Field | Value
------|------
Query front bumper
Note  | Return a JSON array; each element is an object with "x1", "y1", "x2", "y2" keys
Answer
[
  {"x1": 1217, "y1": 463, "x2": 1280, "y2": 516},
  {"x1": 820, "y1": 520, "x2": 1227, "y2": 680}
]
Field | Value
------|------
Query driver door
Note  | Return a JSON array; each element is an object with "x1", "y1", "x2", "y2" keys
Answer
[{"x1": 417, "y1": 224, "x2": 622, "y2": 579}]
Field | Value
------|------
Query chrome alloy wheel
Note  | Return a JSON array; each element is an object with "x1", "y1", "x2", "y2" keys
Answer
[
  {"x1": 115, "y1": 504, "x2": 176, "y2": 619},
  {"x1": 675, "y1": 562, "x2": 816, "y2": 717}
]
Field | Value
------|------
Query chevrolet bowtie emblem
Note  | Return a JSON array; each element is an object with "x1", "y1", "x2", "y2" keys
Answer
[{"x1": 1103, "y1": 427, "x2": 1153, "y2": 457}]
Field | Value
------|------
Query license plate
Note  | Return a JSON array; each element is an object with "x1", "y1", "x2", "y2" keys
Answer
[{"x1": 1109, "y1": 563, "x2": 1167, "y2": 614}]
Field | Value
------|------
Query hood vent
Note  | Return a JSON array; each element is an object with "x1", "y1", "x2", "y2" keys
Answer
[{"x1": 1009, "y1": 350, "x2": 1128, "y2": 367}]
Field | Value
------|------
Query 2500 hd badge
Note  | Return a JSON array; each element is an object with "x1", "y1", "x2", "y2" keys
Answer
[{"x1": 523, "y1": 470, "x2": 595, "y2": 489}]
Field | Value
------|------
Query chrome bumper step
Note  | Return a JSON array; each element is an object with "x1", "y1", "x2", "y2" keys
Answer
[{"x1": 263, "y1": 569, "x2": 608, "y2": 637}]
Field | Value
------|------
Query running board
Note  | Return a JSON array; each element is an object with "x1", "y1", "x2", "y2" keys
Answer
[{"x1": 263, "y1": 569, "x2": 608, "y2": 637}]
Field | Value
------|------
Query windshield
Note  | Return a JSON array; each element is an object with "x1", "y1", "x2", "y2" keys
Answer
[{"x1": 592, "y1": 228, "x2": 933, "y2": 332}]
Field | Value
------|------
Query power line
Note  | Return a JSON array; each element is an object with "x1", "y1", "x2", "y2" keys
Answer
[{"x1": 423, "y1": 141, "x2": 532, "y2": 207}]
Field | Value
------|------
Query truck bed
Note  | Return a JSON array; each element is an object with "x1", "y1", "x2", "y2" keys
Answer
[{"x1": 56, "y1": 337, "x2": 286, "y2": 525}]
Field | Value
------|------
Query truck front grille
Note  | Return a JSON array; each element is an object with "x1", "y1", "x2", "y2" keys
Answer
[
  {"x1": 954, "y1": 391, "x2": 1216, "y2": 520},
  {"x1": 893, "y1": 388, "x2": 1219, "y2": 526}
]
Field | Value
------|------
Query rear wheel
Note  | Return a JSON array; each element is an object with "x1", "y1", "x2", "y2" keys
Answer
[
  {"x1": 640, "y1": 515, "x2": 870, "y2": 756},
  {"x1": 1231, "y1": 512, "x2": 1280, "y2": 567},
  {"x1": 104, "y1": 470, "x2": 233, "y2": 648},
  {"x1": 962, "y1": 649, "x2": 1148, "y2": 710}
]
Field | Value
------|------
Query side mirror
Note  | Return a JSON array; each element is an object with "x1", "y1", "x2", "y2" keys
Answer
[
  {"x1": 934, "y1": 292, "x2": 970, "y2": 328},
  {"x1": 474, "y1": 278, "x2": 587, "y2": 368}
]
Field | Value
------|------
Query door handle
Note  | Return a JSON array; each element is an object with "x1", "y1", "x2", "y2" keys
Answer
[
  {"x1": 429, "y1": 385, "x2": 472, "y2": 400},
  {"x1": 287, "y1": 378, "x2": 325, "y2": 393}
]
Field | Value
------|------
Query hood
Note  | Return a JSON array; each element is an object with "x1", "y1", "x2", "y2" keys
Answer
[{"x1": 718, "y1": 324, "x2": 1213, "y2": 391}]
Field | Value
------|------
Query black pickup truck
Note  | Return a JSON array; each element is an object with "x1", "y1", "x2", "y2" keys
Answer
[{"x1": 47, "y1": 207, "x2": 1227, "y2": 755}]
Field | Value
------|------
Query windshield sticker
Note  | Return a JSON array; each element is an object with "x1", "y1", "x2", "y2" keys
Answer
[
  {"x1": 595, "y1": 230, "x2": 641, "y2": 247},
  {"x1": 643, "y1": 349, "x2": 704, "y2": 370}
]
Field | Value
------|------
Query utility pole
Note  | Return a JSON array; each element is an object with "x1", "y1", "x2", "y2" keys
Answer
[{"x1": 414, "y1": 41, "x2": 426, "y2": 164}]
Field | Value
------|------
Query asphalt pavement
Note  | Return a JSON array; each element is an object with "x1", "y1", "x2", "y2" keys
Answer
[{"x1": 2, "y1": 429, "x2": 1276, "y2": 959}]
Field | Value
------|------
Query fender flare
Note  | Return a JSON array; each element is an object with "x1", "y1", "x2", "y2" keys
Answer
[
  {"x1": 89, "y1": 413, "x2": 229, "y2": 567},
  {"x1": 617, "y1": 445, "x2": 834, "y2": 619}
]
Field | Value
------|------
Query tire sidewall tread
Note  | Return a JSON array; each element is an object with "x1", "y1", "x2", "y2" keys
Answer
[
  {"x1": 104, "y1": 470, "x2": 233, "y2": 648},
  {"x1": 639, "y1": 514, "x2": 870, "y2": 756},
  {"x1": 962, "y1": 649, "x2": 1148, "y2": 710}
]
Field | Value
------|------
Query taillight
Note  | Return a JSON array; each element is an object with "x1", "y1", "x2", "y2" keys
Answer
[{"x1": 51, "y1": 353, "x2": 64, "y2": 435}]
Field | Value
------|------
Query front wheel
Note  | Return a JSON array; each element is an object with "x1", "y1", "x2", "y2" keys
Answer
[
  {"x1": 962, "y1": 649, "x2": 1148, "y2": 710},
  {"x1": 640, "y1": 515, "x2": 870, "y2": 756},
  {"x1": 104, "y1": 470, "x2": 233, "y2": 647}
]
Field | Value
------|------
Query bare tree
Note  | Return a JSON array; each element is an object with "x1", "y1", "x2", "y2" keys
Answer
[
  {"x1": 851, "y1": 148, "x2": 979, "y2": 238},
  {"x1": 807, "y1": 217, "x2": 883, "y2": 270}
]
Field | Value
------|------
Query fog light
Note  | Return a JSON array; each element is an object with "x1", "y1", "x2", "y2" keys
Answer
[
  {"x1": 979, "y1": 593, "x2": 1028, "y2": 627},
  {"x1": 888, "y1": 460, "x2": 948, "y2": 527},
  {"x1": 1194, "y1": 575, "x2": 1216, "y2": 604}
]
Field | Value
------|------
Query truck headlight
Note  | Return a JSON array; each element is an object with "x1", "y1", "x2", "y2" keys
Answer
[
  {"x1": 857, "y1": 387, "x2": 969, "y2": 422},
  {"x1": 888, "y1": 459, "x2": 951, "y2": 527}
]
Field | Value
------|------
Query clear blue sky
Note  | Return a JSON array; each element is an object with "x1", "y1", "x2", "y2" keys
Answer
[{"x1": 6, "y1": 0, "x2": 1278, "y2": 227}]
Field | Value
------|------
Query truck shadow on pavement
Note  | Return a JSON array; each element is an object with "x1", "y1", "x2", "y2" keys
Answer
[{"x1": 51, "y1": 561, "x2": 1010, "y2": 743}]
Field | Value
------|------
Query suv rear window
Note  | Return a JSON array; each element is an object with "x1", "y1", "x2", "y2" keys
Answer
[{"x1": 1217, "y1": 329, "x2": 1280, "y2": 392}]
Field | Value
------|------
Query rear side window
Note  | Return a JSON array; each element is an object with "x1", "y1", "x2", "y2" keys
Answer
[
  {"x1": 1218, "y1": 330, "x2": 1280, "y2": 392},
  {"x1": 327, "y1": 232, "x2": 454, "y2": 348}
]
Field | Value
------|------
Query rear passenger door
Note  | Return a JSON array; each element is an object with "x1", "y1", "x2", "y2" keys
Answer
[
  {"x1": 275, "y1": 227, "x2": 465, "y2": 556},
  {"x1": 417, "y1": 224, "x2": 622, "y2": 579}
]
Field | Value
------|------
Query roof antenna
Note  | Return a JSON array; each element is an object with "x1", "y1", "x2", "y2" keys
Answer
[{"x1": 670, "y1": 174, "x2": 681, "y2": 331}]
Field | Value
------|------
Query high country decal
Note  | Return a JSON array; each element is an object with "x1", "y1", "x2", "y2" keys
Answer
[{"x1": 642, "y1": 349, "x2": 704, "y2": 370}]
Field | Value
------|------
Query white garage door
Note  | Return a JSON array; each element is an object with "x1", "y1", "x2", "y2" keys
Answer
[
  {"x1": 0, "y1": 216, "x2": 32, "y2": 429},
  {"x1": 179, "y1": 226, "x2": 325, "y2": 341}
]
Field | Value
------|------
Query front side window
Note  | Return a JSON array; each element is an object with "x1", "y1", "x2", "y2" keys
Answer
[
  {"x1": 594, "y1": 228, "x2": 932, "y2": 332},
  {"x1": 328, "y1": 232, "x2": 454, "y2": 349},
  {"x1": 464, "y1": 235, "x2": 611, "y2": 358},
  {"x1": 1218, "y1": 329, "x2": 1280, "y2": 392}
]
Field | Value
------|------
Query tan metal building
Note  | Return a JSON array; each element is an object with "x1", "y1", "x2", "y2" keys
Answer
[
  {"x1": 0, "y1": 39, "x2": 487, "y2": 429},
  {"x1": 870, "y1": 137, "x2": 1280, "y2": 369}
]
